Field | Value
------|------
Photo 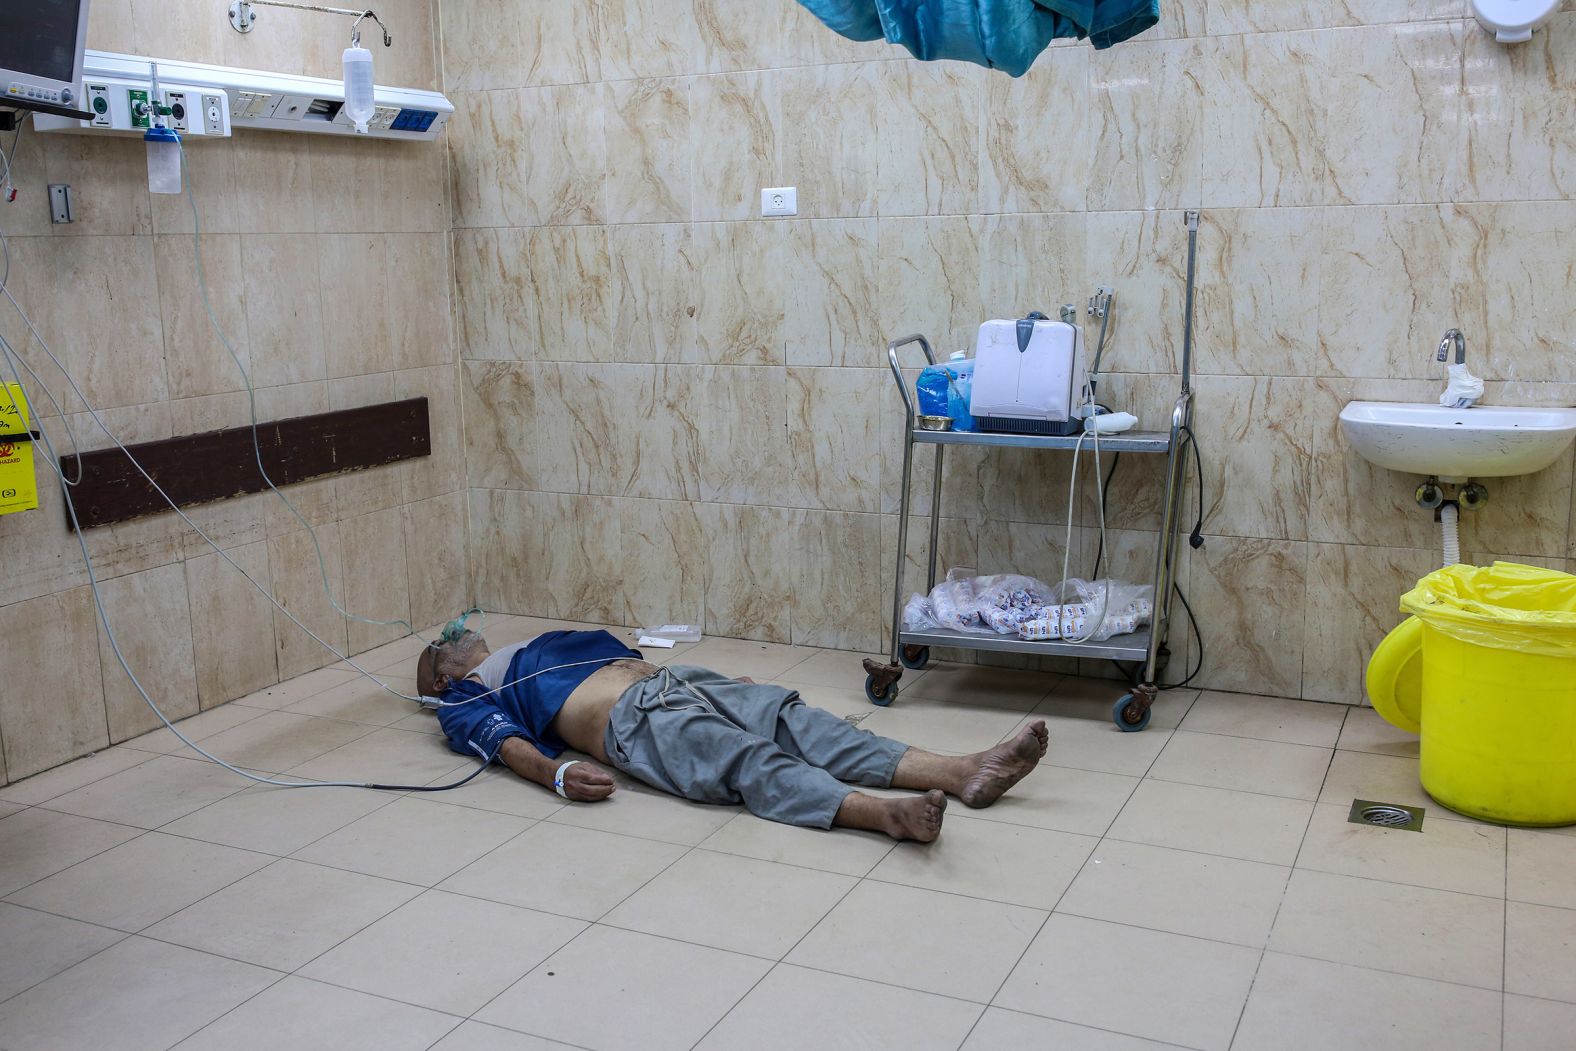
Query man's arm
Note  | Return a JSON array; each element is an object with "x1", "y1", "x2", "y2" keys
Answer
[{"x1": 497, "y1": 737, "x2": 616, "y2": 802}]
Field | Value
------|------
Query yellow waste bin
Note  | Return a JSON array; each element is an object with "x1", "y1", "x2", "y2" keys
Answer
[{"x1": 1398, "y1": 561, "x2": 1576, "y2": 826}]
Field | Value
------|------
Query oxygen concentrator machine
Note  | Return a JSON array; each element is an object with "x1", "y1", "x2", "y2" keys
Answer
[{"x1": 968, "y1": 313, "x2": 1090, "y2": 436}]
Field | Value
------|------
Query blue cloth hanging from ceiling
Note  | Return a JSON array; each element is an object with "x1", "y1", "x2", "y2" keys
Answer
[{"x1": 799, "y1": 0, "x2": 1160, "y2": 76}]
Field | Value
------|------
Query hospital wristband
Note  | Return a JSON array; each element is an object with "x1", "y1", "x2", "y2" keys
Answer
[{"x1": 553, "y1": 761, "x2": 580, "y2": 799}]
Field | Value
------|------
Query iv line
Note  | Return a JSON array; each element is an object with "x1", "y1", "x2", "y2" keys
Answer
[
  {"x1": 180, "y1": 138, "x2": 427, "y2": 663},
  {"x1": 1, "y1": 230, "x2": 611, "y2": 719},
  {"x1": 0, "y1": 329, "x2": 633, "y2": 787}
]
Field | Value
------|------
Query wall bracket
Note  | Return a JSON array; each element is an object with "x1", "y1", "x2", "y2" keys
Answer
[{"x1": 229, "y1": 2, "x2": 393, "y2": 47}]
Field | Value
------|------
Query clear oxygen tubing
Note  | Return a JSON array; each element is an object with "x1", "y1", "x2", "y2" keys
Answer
[
  {"x1": 4, "y1": 211, "x2": 627, "y2": 740},
  {"x1": 0, "y1": 235, "x2": 629, "y2": 720},
  {"x1": 1441, "y1": 502, "x2": 1461, "y2": 567},
  {"x1": 0, "y1": 235, "x2": 417, "y2": 699},
  {"x1": 0, "y1": 176, "x2": 651, "y2": 795},
  {"x1": 178, "y1": 138, "x2": 427, "y2": 662},
  {"x1": 1058, "y1": 421, "x2": 1112, "y2": 646},
  {"x1": 0, "y1": 329, "x2": 380, "y2": 787},
  {"x1": 1057, "y1": 322, "x2": 1112, "y2": 647},
  {"x1": 0, "y1": 319, "x2": 631, "y2": 788},
  {"x1": 1062, "y1": 289, "x2": 1117, "y2": 646},
  {"x1": 0, "y1": 228, "x2": 86, "y2": 484}
]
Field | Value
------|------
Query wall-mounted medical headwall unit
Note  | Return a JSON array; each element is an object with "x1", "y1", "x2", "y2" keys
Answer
[{"x1": 33, "y1": 50, "x2": 452, "y2": 142}]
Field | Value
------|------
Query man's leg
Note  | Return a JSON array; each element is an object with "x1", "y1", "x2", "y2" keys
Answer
[
  {"x1": 742, "y1": 681, "x2": 1051, "y2": 809},
  {"x1": 834, "y1": 789, "x2": 947, "y2": 842},
  {"x1": 889, "y1": 721, "x2": 1051, "y2": 808},
  {"x1": 604, "y1": 674, "x2": 945, "y2": 840},
  {"x1": 660, "y1": 667, "x2": 907, "y2": 791}
]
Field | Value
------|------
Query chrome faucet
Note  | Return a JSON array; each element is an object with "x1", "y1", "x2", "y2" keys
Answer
[{"x1": 1436, "y1": 329, "x2": 1476, "y2": 408}]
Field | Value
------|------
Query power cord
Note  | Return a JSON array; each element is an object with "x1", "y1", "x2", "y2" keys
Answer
[
  {"x1": 1180, "y1": 424, "x2": 1205, "y2": 552},
  {"x1": 1090, "y1": 451, "x2": 1122, "y2": 579},
  {"x1": 1094, "y1": 426, "x2": 1207, "y2": 690},
  {"x1": 1158, "y1": 425, "x2": 1206, "y2": 689}
]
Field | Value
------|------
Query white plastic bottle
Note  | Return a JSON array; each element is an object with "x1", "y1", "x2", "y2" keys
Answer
[
  {"x1": 144, "y1": 126, "x2": 182, "y2": 194},
  {"x1": 342, "y1": 45, "x2": 375, "y2": 134}
]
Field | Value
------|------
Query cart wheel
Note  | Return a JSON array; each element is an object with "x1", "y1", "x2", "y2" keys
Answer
[
  {"x1": 1112, "y1": 693, "x2": 1151, "y2": 732},
  {"x1": 899, "y1": 645, "x2": 931, "y2": 671},
  {"x1": 865, "y1": 675, "x2": 897, "y2": 707}
]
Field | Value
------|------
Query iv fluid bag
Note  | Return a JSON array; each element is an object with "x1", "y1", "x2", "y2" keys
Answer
[{"x1": 343, "y1": 46, "x2": 375, "y2": 133}]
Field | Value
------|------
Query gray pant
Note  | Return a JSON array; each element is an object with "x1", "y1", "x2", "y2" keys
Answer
[{"x1": 603, "y1": 665, "x2": 909, "y2": 829}]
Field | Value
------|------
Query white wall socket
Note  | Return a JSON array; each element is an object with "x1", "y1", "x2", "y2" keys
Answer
[{"x1": 760, "y1": 186, "x2": 797, "y2": 217}]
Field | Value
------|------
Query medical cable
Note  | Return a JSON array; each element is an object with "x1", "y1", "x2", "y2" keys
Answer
[
  {"x1": 0, "y1": 304, "x2": 630, "y2": 720},
  {"x1": 0, "y1": 282, "x2": 626, "y2": 723},
  {"x1": 1056, "y1": 335, "x2": 1114, "y2": 645},
  {"x1": 0, "y1": 335, "x2": 374, "y2": 788},
  {"x1": 1058, "y1": 425, "x2": 1111, "y2": 645},
  {"x1": 25, "y1": 140, "x2": 625, "y2": 711},
  {"x1": 1179, "y1": 425, "x2": 1206, "y2": 552},
  {"x1": 0, "y1": 128, "x2": 666, "y2": 788},
  {"x1": 0, "y1": 334, "x2": 630, "y2": 789},
  {"x1": 0, "y1": 143, "x2": 420, "y2": 706},
  {"x1": 0, "y1": 237, "x2": 420, "y2": 701},
  {"x1": 1089, "y1": 452, "x2": 1123, "y2": 579},
  {"x1": 1153, "y1": 425, "x2": 1206, "y2": 690},
  {"x1": 0, "y1": 231, "x2": 636, "y2": 792},
  {"x1": 1090, "y1": 429, "x2": 1206, "y2": 690},
  {"x1": 6, "y1": 145, "x2": 442, "y2": 711},
  {"x1": 179, "y1": 139, "x2": 423, "y2": 653}
]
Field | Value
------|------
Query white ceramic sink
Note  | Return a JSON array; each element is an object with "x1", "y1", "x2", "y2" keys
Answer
[{"x1": 1340, "y1": 401, "x2": 1576, "y2": 481}]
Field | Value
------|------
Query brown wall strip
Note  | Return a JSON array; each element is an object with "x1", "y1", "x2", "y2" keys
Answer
[{"x1": 59, "y1": 397, "x2": 431, "y2": 531}]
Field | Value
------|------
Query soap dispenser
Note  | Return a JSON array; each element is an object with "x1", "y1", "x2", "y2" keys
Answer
[{"x1": 1472, "y1": 0, "x2": 1558, "y2": 43}]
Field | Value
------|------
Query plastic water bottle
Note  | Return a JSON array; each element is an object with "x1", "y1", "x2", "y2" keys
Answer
[
  {"x1": 916, "y1": 362, "x2": 951, "y2": 418},
  {"x1": 916, "y1": 352, "x2": 975, "y2": 428},
  {"x1": 342, "y1": 46, "x2": 375, "y2": 134}
]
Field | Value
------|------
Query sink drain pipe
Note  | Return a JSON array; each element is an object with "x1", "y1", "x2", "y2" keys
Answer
[{"x1": 1441, "y1": 502, "x2": 1461, "y2": 567}]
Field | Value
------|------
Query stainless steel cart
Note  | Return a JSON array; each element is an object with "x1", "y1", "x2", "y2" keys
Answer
[{"x1": 864, "y1": 211, "x2": 1202, "y2": 732}]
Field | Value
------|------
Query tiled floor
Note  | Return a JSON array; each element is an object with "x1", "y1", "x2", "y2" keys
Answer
[{"x1": 1, "y1": 613, "x2": 1572, "y2": 1050}]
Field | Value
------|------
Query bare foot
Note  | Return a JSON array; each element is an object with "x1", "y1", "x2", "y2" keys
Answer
[
  {"x1": 960, "y1": 721, "x2": 1048, "y2": 808},
  {"x1": 882, "y1": 789, "x2": 947, "y2": 842}
]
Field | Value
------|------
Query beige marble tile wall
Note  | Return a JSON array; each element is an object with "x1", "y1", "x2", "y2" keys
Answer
[
  {"x1": 0, "y1": 0, "x2": 461, "y2": 784},
  {"x1": 447, "y1": 0, "x2": 1576, "y2": 704}
]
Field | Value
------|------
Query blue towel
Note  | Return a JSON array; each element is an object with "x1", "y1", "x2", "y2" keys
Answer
[{"x1": 799, "y1": 0, "x2": 1160, "y2": 76}]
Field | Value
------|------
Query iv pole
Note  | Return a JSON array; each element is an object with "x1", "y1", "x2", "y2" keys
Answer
[{"x1": 229, "y1": 2, "x2": 393, "y2": 46}]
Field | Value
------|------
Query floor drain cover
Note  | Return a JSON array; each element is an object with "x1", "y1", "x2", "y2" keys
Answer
[{"x1": 1348, "y1": 799, "x2": 1425, "y2": 832}]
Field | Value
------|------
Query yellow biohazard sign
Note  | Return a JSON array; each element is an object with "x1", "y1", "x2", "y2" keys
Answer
[{"x1": 0, "y1": 382, "x2": 40, "y2": 516}]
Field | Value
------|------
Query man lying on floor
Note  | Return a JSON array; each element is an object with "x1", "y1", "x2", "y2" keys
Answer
[{"x1": 415, "y1": 627, "x2": 1048, "y2": 842}]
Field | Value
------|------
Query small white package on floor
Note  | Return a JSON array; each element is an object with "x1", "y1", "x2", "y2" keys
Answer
[{"x1": 641, "y1": 623, "x2": 703, "y2": 642}]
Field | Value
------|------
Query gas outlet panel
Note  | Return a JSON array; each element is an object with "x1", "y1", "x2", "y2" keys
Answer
[
  {"x1": 48, "y1": 79, "x2": 232, "y2": 138},
  {"x1": 33, "y1": 51, "x2": 452, "y2": 143}
]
